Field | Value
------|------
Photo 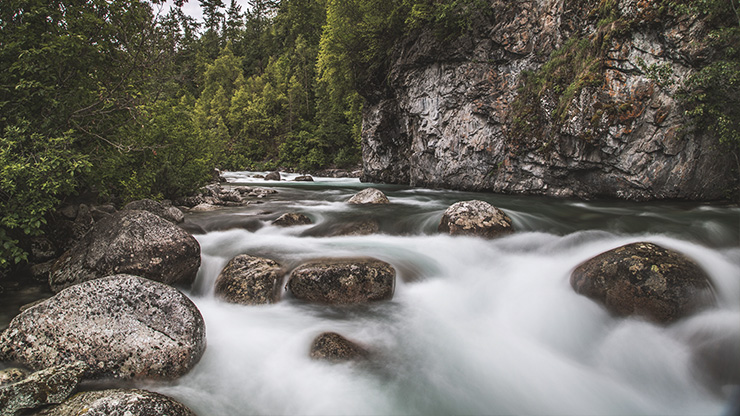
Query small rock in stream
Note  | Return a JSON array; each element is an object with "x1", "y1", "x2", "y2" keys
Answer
[
  {"x1": 215, "y1": 255, "x2": 284, "y2": 305},
  {"x1": 347, "y1": 188, "x2": 390, "y2": 204},
  {"x1": 310, "y1": 332, "x2": 370, "y2": 362},
  {"x1": 288, "y1": 258, "x2": 395, "y2": 304},
  {"x1": 438, "y1": 200, "x2": 514, "y2": 238}
]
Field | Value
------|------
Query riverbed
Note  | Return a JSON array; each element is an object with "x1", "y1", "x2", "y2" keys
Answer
[{"x1": 151, "y1": 172, "x2": 740, "y2": 415}]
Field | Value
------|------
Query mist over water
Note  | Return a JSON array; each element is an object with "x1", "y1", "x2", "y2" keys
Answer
[{"x1": 154, "y1": 172, "x2": 739, "y2": 415}]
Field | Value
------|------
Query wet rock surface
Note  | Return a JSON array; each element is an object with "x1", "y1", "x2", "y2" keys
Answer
[
  {"x1": 34, "y1": 389, "x2": 196, "y2": 416},
  {"x1": 0, "y1": 362, "x2": 87, "y2": 415},
  {"x1": 215, "y1": 255, "x2": 284, "y2": 305},
  {"x1": 272, "y1": 213, "x2": 313, "y2": 227},
  {"x1": 347, "y1": 188, "x2": 390, "y2": 204},
  {"x1": 49, "y1": 210, "x2": 201, "y2": 292},
  {"x1": 438, "y1": 200, "x2": 514, "y2": 238},
  {"x1": 124, "y1": 199, "x2": 185, "y2": 223},
  {"x1": 310, "y1": 332, "x2": 370, "y2": 362},
  {"x1": 288, "y1": 258, "x2": 395, "y2": 304},
  {"x1": 0, "y1": 275, "x2": 206, "y2": 380},
  {"x1": 570, "y1": 242, "x2": 716, "y2": 323}
]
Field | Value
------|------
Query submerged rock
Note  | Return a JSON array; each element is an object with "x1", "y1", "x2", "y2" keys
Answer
[
  {"x1": 35, "y1": 389, "x2": 196, "y2": 416},
  {"x1": 272, "y1": 213, "x2": 313, "y2": 227},
  {"x1": 124, "y1": 199, "x2": 185, "y2": 224},
  {"x1": 0, "y1": 275, "x2": 206, "y2": 380},
  {"x1": 310, "y1": 332, "x2": 370, "y2": 362},
  {"x1": 215, "y1": 255, "x2": 284, "y2": 305},
  {"x1": 438, "y1": 200, "x2": 514, "y2": 238},
  {"x1": 288, "y1": 258, "x2": 395, "y2": 304},
  {"x1": 347, "y1": 188, "x2": 390, "y2": 204},
  {"x1": 0, "y1": 362, "x2": 87, "y2": 415},
  {"x1": 570, "y1": 242, "x2": 716, "y2": 324},
  {"x1": 294, "y1": 175, "x2": 314, "y2": 182},
  {"x1": 328, "y1": 220, "x2": 380, "y2": 236},
  {"x1": 49, "y1": 210, "x2": 201, "y2": 292}
]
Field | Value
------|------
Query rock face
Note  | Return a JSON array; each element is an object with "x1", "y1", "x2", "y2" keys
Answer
[
  {"x1": 215, "y1": 255, "x2": 284, "y2": 305},
  {"x1": 124, "y1": 199, "x2": 185, "y2": 223},
  {"x1": 0, "y1": 362, "x2": 87, "y2": 415},
  {"x1": 347, "y1": 188, "x2": 390, "y2": 204},
  {"x1": 570, "y1": 242, "x2": 716, "y2": 323},
  {"x1": 35, "y1": 389, "x2": 196, "y2": 416},
  {"x1": 310, "y1": 332, "x2": 370, "y2": 362},
  {"x1": 360, "y1": 0, "x2": 737, "y2": 201},
  {"x1": 49, "y1": 210, "x2": 201, "y2": 292},
  {"x1": 0, "y1": 275, "x2": 206, "y2": 380},
  {"x1": 288, "y1": 258, "x2": 395, "y2": 304},
  {"x1": 272, "y1": 213, "x2": 313, "y2": 227},
  {"x1": 438, "y1": 200, "x2": 513, "y2": 238}
]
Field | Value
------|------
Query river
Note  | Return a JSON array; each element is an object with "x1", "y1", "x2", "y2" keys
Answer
[{"x1": 146, "y1": 171, "x2": 739, "y2": 415}]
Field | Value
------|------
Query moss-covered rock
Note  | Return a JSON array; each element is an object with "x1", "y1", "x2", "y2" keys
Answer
[{"x1": 570, "y1": 242, "x2": 716, "y2": 323}]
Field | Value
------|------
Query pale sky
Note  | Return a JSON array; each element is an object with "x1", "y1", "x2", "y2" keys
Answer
[{"x1": 158, "y1": 0, "x2": 253, "y2": 23}]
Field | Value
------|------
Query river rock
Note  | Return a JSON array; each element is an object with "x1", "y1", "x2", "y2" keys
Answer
[
  {"x1": 0, "y1": 362, "x2": 87, "y2": 415},
  {"x1": 570, "y1": 242, "x2": 716, "y2": 324},
  {"x1": 0, "y1": 368, "x2": 27, "y2": 386},
  {"x1": 49, "y1": 210, "x2": 201, "y2": 292},
  {"x1": 272, "y1": 213, "x2": 313, "y2": 227},
  {"x1": 347, "y1": 188, "x2": 390, "y2": 204},
  {"x1": 0, "y1": 275, "x2": 206, "y2": 380},
  {"x1": 124, "y1": 199, "x2": 185, "y2": 223},
  {"x1": 215, "y1": 255, "x2": 284, "y2": 305},
  {"x1": 34, "y1": 389, "x2": 196, "y2": 416},
  {"x1": 294, "y1": 175, "x2": 314, "y2": 182},
  {"x1": 288, "y1": 258, "x2": 395, "y2": 304},
  {"x1": 310, "y1": 332, "x2": 370, "y2": 362},
  {"x1": 329, "y1": 220, "x2": 380, "y2": 236},
  {"x1": 265, "y1": 171, "x2": 281, "y2": 181},
  {"x1": 438, "y1": 200, "x2": 514, "y2": 238}
]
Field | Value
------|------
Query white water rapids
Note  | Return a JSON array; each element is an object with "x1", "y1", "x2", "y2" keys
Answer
[{"x1": 150, "y1": 172, "x2": 739, "y2": 415}]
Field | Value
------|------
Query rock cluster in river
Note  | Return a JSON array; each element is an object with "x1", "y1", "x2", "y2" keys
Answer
[
  {"x1": 48, "y1": 210, "x2": 200, "y2": 292},
  {"x1": 438, "y1": 200, "x2": 513, "y2": 238},
  {"x1": 0, "y1": 274, "x2": 206, "y2": 380},
  {"x1": 215, "y1": 254, "x2": 284, "y2": 305},
  {"x1": 570, "y1": 242, "x2": 716, "y2": 324},
  {"x1": 288, "y1": 258, "x2": 395, "y2": 304}
]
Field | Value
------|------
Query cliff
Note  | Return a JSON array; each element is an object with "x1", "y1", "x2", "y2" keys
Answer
[{"x1": 360, "y1": 0, "x2": 739, "y2": 200}]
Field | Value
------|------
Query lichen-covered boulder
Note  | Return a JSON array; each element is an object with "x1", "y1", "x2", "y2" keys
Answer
[
  {"x1": 288, "y1": 258, "x2": 395, "y2": 304},
  {"x1": 0, "y1": 362, "x2": 87, "y2": 415},
  {"x1": 35, "y1": 389, "x2": 196, "y2": 416},
  {"x1": 438, "y1": 200, "x2": 514, "y2": 238},
  {"x1": 570, "y1": 242, "x2": 716, "y2": 324},
  {"x1": 272, "y1": 213, "x2": 313, "y2": 227},
  {"x1": 310, "y1": 332, "x2": 370, "y2": 362},
  {"x1": 124, "y1": 199, "x2": 185, "y2": 224},
  {"x1": 49, "y1": 210, "x2": 201, "y2": 292},
  {"x1": 347, "y1": 188, "x2": 390, "y2": 204},
  {"x1": 215, "y1": 255, "x2": 284, "y2": 305},
  {"x1": 0, "y1": 275, "x2": 206, "y2": 380}
]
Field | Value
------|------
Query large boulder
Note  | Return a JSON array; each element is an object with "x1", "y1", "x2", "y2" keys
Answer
[
  {"x1": 570, "y1": 242, "x2": 716, "y2": 324},
  {"x1": 0, "y1": 275, "x2": 206, "y2": 380},
  {"x1": 124, "y1": 199, "x2": 185, "y2": 224},
  {"x1": 347, "y1": 188, "x2": 390, "y2": 204},
  {"x1": 0, "y1": 362, "x2": 87, "y2": 415},
  {"x1": 49, "y1": 210, "x2": 201, "y2": 292},
  {"x1": 215, "y1": 255, "x2": 284, "y2": 305},
  {"x1": 288, "y1": 258, "x2": 395, "y2": 304},
  {"x1": 438, "y1": 200, "x2": 514, "y2": 238},
  {"x1": 35, "y1": 389, "x2": 196, "y2": 416},
  {"x1": 264, "y1": 171, "x2": 281, "y2": 181},
  {"x1": 309, "y1": 332, "x2": 370, "y2": 362},
  {"x1": 272, "y1": 213, "x2": 313, "y2": 227}
]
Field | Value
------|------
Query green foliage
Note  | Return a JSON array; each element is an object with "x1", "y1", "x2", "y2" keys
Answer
[{"x1": 0, "y1": 122, "x2": 90, "y2": 266}]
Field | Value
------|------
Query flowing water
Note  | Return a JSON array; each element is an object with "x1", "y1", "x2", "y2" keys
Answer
[{"x1": 4, "y1": 172, "x2": 739, "y2": 415}]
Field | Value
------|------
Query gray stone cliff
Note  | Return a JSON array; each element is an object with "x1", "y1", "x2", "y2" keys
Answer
[{"x1": 360, "y1": 0, "x2": 738, "y2": 200}]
